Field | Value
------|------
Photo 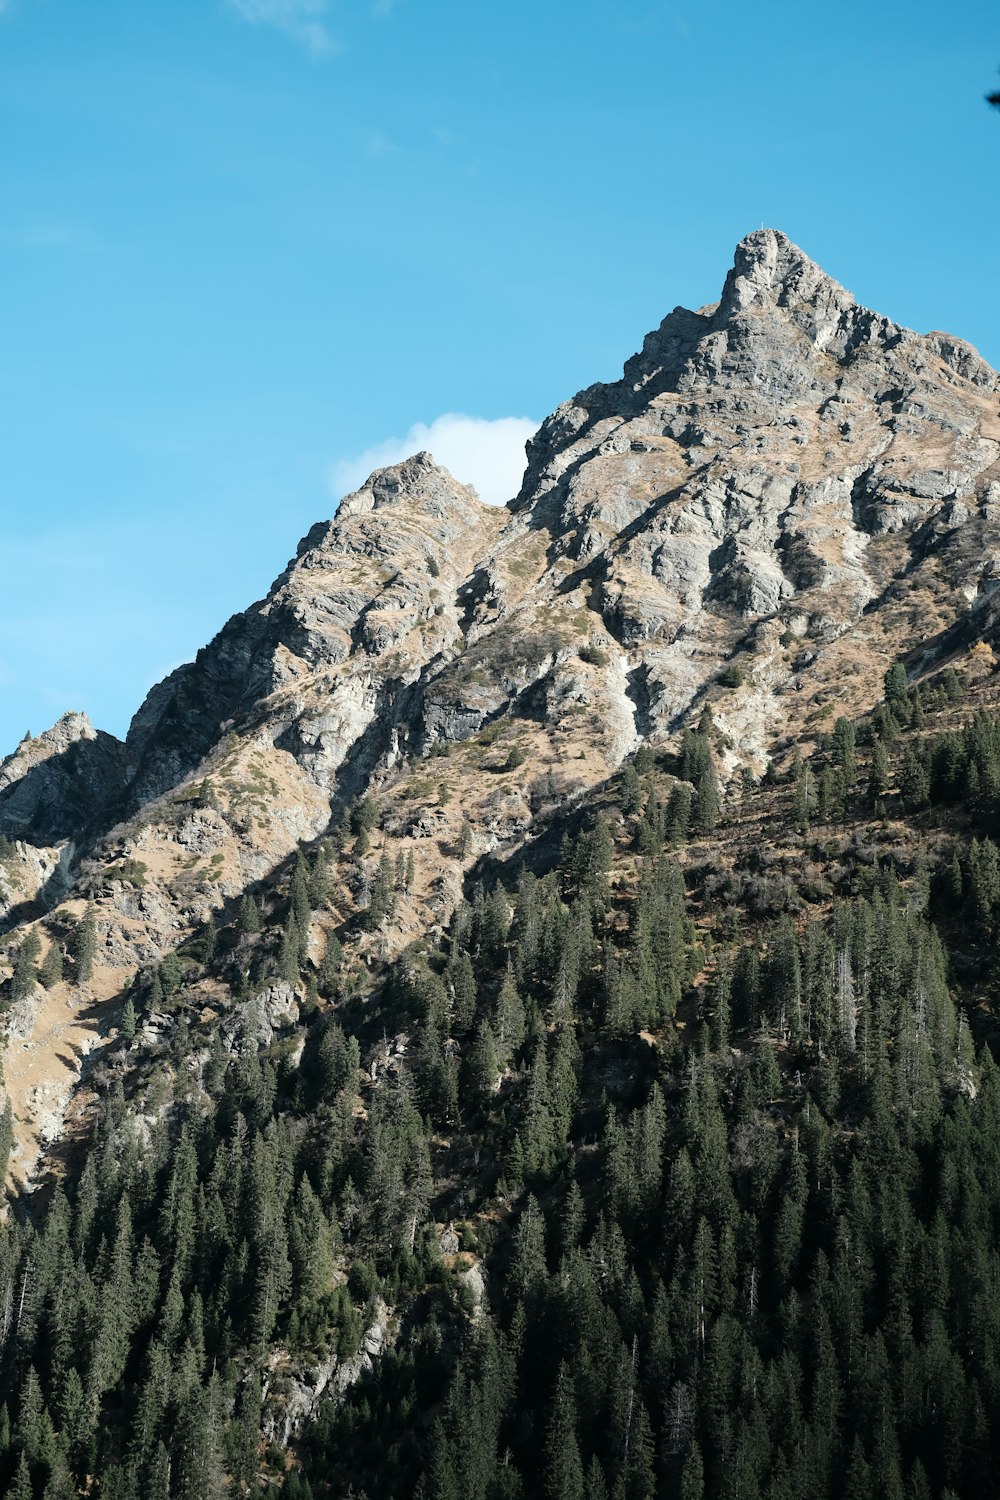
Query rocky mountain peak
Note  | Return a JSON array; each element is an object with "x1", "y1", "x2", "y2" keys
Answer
[
  {"x1": 716, "y1": 226, "x2": 856, "y2": 325},
  {"x1": 0, "y1": 709, "x2": 97, "y2": 772},
  {"x1": 337, "y1": 450, "x2": 486, "y2": 526},
  {"x1": 6, "y1": 241, "x2": 1000, "y2": 1500},
  {"x1": 0, "y1": 710, "x2": 126, "y2": 846},
  {"x1": 2, "y1": 229, "x2": 1000, "y2": 1208}
]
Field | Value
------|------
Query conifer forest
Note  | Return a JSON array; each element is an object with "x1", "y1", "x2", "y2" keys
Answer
[{"x1": 4, "y1": 662, "x2": 1000, "y2": 1500}]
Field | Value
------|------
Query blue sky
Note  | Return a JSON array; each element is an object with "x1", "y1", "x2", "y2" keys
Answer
[{"x1": 2, "y1": 0, "x2": 999, "y2": 756}]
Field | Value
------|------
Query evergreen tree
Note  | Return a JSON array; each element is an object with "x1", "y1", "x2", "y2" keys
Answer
[
  {"x1": 666, "y1": 783, "x2": 693, "y2": 846},
  {"x1": 120, "y1": 996, "x2": 137, "y2": 1044},
  {"x1": 544, "y1": 1363, "x2": 584, "y2": 1500},
  {"x1": 9, "y1": 1452, "x2": 33, "y2": 1500},
  {"x1": 884, "y1": 662, "x2": 909, "y2": 715},
  {"x1": 694, "y1": 762, "x2": 720, "y2": 834},
  {"x1": 832, "y1": 715, "x2": 857, "y2": 783},
  {"x1": 620, "y1": 766, "x2": 643, "y2": 816},
  {"x1": 290, "y1": 850, "x2": 311, "y2": 932},
  {"x1": 11, "y1": 930, "x2": 41, "y2": 1002},
  {"x1": 0, "y1": 1099, "x2": 13, "y2": 1182},
  {"x1": 38, "y1": 940, "x2": 63, "y2": 989},
  {"x1": 469, "y1": 1020, "x2": 499, "y2": 1107},
  {"x1": 74, "y1": 903, "x2": 98, "y2": 982},
  {"x1": 869, "y1": 738, "x2": 891, "y2": 801},
  {"x1": 679, "y1": 1443, "x2": 704, "y2": 1500},
  {"x1": 237, "y1": 894, "x2": 261, "y2": 936},
  {"x1": 279, "y1": 916, "x2": 301, "y2": 985}
]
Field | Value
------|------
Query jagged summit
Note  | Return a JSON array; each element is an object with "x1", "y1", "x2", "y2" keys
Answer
[
  {"x1": 717, "y1": 227, "x2": 857, "y2": 324},
  {"x1": 4, "y1": 229, "x2": 1000, "y2": 881},
  {"x1": 717, "y1": 231, "x2": 993, "y2": 390},
  {"x1": 0, "y1": 710, "x2": 126, "y2": 845},
  {"x1": 337, "y1": 450, "x2": 487, "y2": 522},
  {"x1": 4, "y1": 230, "x2": 998, "y2": 868},
  {"x1": 518, "y1": 229, "x2": 995, "y2": 460},
  {"x1": 0, "y1": 710, "x2": 97, "y2": 780}
]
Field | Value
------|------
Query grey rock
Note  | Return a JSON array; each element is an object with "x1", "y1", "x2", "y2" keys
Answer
[
  {"x1": 460, "y1": 1261, "x2": 487, "y2": 1321},
  {"x1": 275, "y1": 1298, "x2": 392, "y2": 1446},
  {"x1": 0, "y1": 711, "x2": 127, "y2": 849},
  {"x1": 438, "y1": 1223, "x2": 460, "y2": 1256},
  {"x1": 221, "y1": 981, "x2": 300, "y2": 1053},
  {"x1": 6, "y1": 229, "x2": 1000, "y2": 1186}
]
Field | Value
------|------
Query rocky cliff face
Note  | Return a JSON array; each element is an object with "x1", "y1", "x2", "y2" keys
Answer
[
  {"x1": 3, "y1": 227, "x2": 1000, "y2": 1183},
  {"x1": 496, "y1": 229, "x2": 1000, "y2": 763},
  {"x1": 123, "y1": 453, "x2": 498, "y2": 806},
  {"x1": 0, "y1": 711, "x2": 126, "y2": 847}
]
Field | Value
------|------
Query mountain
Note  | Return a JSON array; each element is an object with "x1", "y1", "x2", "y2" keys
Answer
[{"x1": 2, "y1": 230, "x2": 1000, "y2": 1500}]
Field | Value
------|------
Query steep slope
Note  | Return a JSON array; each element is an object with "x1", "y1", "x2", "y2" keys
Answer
[
  {"x1": 485, "y1": 228, "x2": 1000, "y2": 766},
  {"x1": 0, "y1": 456, "x2": 502, "y2": 1178},
  {"x1": 2, "y1": 228, "x2": 1000, "y2": 1184},
  {"x1": 3, "y1": 229, "x2": 1000, "y2": 1500}
]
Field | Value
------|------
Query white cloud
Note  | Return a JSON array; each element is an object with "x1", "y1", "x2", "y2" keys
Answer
[
  {"x1": 226, "y1": 0, "x2": 334, "y2": 54},
  {"x1": 331, "y1": 413, "x2": 539, "y2": 507}
]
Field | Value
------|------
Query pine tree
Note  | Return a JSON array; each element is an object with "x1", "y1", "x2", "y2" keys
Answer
[
  {"x1": 363, "y1": 852, "x2": 395, "y2": 931},
  {"x1": 832, "y1": 715, "x2": 857, "y2": 783},
  {"x1": 148, "y1": 967, "x2": 164, "y2": 1011},
  {"x1": 308, "y1": 846, "x2": 331, "y2": 907},
  {"x1": 317, "y1": 932, "x2": 343, "y2": 998},
  {"x1": 794, "y1": 757, "x2": 816, "y2": 831},
  {"x1": 289, "y1": 1177, "x2": 337, "y2": 1306},
  {"x1": 74, "y1": 903, "x2": 97, "y2": 982},
  {"x1": 869, "y1": 738, "x2": 891, "y2": 801},
  {"x1": 279, "y1": 916, "x2": 301, "y2": 986},
  {"x1": 508, "y1": 1196, "x2": 547, "y2": 1301},
  {"x1": 666, "y1": 783, "x2": 693, "y2": 846},
  {"x1": 0, "y1": 1099, "x2": 13, "y2": 1181},
  {"x1": 884, "y1": 662, "x2": 909, "y2": 715},
  {"x1": 11, "y1": 930, "x2": 41, "y2": 1002},
  {"x1": 237, "y1": 894, "x2": 261, "y2": 936},
  {"x1": 290, "y1": 850, "x2": 311, "y2": 932},
  {"x1": 620, "y1": 765, "x2": 643, "y2": 816},
  {"x1": 38, "y1": 940, "x2": 63, "y2": 989},
  {"x1": 680, "y1": 1443, "x2": 704, "y2": 1500},
  {"x1": 845, "y1": 1435, "x2": 872, "y2": 1500},
  {"x1": 449, "y1": 951, "x2": 477, "y2": 1035},
  {"x1": 521, "y1": 1043, "x2": 556, "y2": 1175},
  {"x1": 9, "y1": 1452, "x2": 33, "y2": 1500},
  {"x1": 544, "y1": 1363, "x2": 584, "y2": 1500},
  {"x1": 694, "y1": 762, "x2": 720, "y2": 834},
  {"x1": 900, "y1": 747, "x2": 931, "y2": 809},
  {"x1": 120, "y1": 996, "x2": 137, "y2": 1044},
  {"x1": 469, "y1": 1020, "x2": 499, "y2": 1107},
  {"x1": 146, "y1": 1442, "x2": 171, "y2": 1500},
  {"x1": 710, "y1": 958, "x2": 732, "y2": 1050},
  {"x1": 15, "y1": 1365, "x2": 45, "y2": 1461},
  {"x1": 495, "y1": 970, "x2": 526, "y2": 1066},
  {"x1": 352, "y1": 796, "x2": 380, "y2": 839}
]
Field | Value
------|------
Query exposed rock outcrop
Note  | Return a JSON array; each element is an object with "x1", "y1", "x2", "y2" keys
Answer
[
  {"x1": 4, "y1": 228, "x2": 1000, "y2": 1188},
  {"x1": 0, "y1": 711, "x2": 126, "y2": 847}
]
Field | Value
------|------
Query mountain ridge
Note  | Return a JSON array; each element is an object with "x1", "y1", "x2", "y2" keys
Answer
[
  {"x1": 2, "y1": 227, "x2": 999, "y2": 1187},
  {"x1": 4, "y1": 229, "x2": 1000, "y2": 1500}
]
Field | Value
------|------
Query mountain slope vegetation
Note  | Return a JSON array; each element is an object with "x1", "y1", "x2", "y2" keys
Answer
[{"x1": 2, "y1": 232, "x2": 1000, "y2": 1499}]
